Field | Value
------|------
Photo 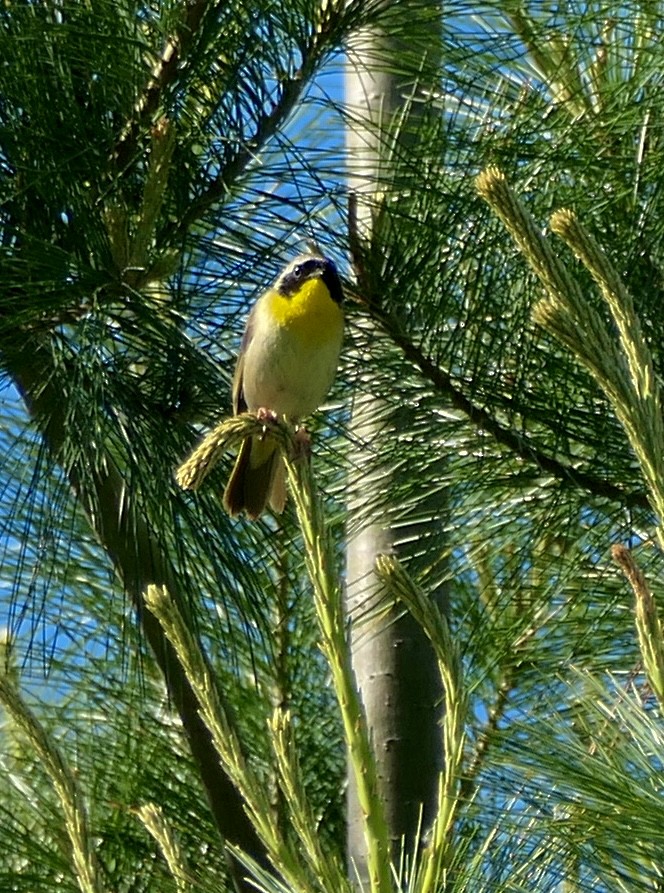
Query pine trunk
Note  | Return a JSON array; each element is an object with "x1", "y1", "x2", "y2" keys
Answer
[{"x1": 344, "y1": 3, "x2": 445, "y2": 885}]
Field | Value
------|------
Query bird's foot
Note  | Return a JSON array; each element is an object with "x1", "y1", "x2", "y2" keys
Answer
[
  {"x1": 256, "y1": 407, "x2": 279, "y2": 424},
  {"x1": 254, "y1": 407, "x2": 280, "y2": 442}
]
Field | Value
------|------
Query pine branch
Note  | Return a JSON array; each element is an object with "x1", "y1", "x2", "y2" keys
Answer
[
  {"x1": 268, "y1": 709, "x2": 350, "y2": 891},
  {"x1": 348, "y1": 199, "x2": 650, "y2": 514},
  {"x1": 114, "y1": 2, "x2": 352, "y2": 249},
  {"x1": 4, "y1": 337, "x2": 266, "y2": 893},
  {"x1": 457, "y1": 676, "x2": 511, "y2": 808},
  {"x1": 157, "y1": 2, "x2": 368, "y2": 248},
  {"x1": 0, "y1": 676, "x2": 103, "y2": 893},
  {"x1": 549, "y1": 208, "x2": 664, "y2": 526},
  {"x1": 114, "y1": 0, "x2": 211, "y2": 171},
  {"x1": 136, "y1": 803, "x2": 193, "y2": 893},
  {"x1": 279, "y1": 424, "x2": 393, "y2": 893},
  {"x1": 505, "y1": 8, "x2": 592, "y2": 119},
  {"x1": 162, "y1": 53, "x2": 325, "y2": 246},
  {"x1": 177, "y1": 416, "x2": 355, "y2": 891},
  {"x1": 176, "y1": 414, "x2": 264, "y2": 490},
  {"x1": 360, "y1": 298, "x2": 650, "y2": 512},
  {"x1": 144, "y1": 584, "x2": 325, "y2": 893},
  {"x1": 477, "y1": 166, "x2": 664, "y2": 531},
  {"x1": 612, "y1": 544, "x2": 664, "y2": 708}
]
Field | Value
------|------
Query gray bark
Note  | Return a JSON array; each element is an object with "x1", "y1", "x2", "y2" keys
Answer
[{"x1": 344, "y1": 4, "x2": 446, "y2": 886}]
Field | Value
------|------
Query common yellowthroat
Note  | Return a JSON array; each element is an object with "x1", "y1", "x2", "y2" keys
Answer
[{"x1": 223, "y1": 253, "x2": 344, "y2": 519}]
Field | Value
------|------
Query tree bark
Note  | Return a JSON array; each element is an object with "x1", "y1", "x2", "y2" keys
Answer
[{"x1": 344, "y1": 4, "x2": 445, "y2": 885}]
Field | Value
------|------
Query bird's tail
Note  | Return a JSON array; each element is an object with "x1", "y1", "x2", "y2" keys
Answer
[{"x1": 223, "y1": 436, "x2": 287, "y2": 520}]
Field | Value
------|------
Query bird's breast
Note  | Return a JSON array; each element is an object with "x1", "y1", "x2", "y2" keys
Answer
[{"x1": 241, "y1": 282, "x2": 343, "y2": 419}]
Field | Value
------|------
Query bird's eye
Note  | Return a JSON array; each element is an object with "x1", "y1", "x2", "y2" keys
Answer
[{"x1": 292, "y1": 264, "x2": 303, "y2": 279}]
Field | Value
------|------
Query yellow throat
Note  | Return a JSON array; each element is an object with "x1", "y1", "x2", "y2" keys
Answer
[{"x1": 266, "y1": 277, "x2": 342, "y2": 345}]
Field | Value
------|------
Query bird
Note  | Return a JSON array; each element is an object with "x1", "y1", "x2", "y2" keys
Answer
[{"x1": 223, "y1": 252, "x2": 344, "y2": 519}]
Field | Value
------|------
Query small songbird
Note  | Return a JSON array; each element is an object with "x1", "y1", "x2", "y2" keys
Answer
[{"x1": 223, "y1": 252, "x2": 344, "y2": 519}]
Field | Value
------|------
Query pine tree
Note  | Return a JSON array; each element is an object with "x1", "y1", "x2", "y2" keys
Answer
[{"x1": 2, "y1": 3, "x2": 664, "y2": 892}]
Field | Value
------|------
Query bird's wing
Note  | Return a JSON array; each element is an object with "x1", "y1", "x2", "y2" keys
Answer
[{"x1": 231, "y1": 303, "x2": 256, "y2": 415}]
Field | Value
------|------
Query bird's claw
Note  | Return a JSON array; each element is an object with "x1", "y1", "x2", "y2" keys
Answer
[
  {"x1": 254, "y1": 410, "x2": 310, "y2": 460},
  {"x1": 256, "y1": 407, "x2": 279, "y2": 424}
]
